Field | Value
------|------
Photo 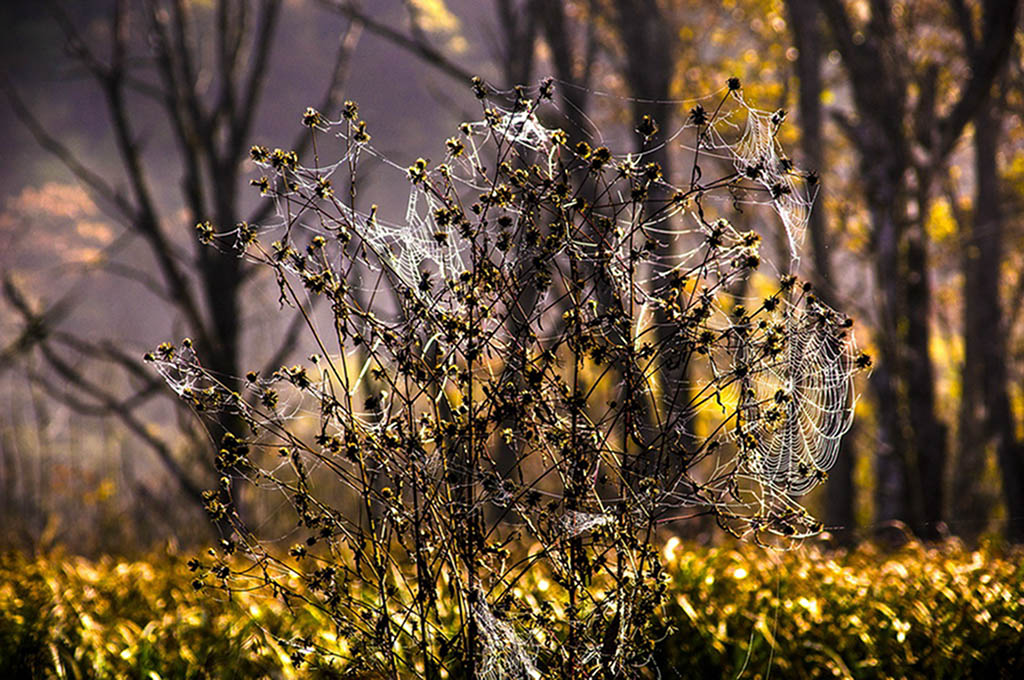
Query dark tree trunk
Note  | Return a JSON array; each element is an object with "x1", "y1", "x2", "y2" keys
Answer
[
  {"x1": 786, "y1": 0, "x2": 856, "y2": 544},
  {"x1": 865, "y1": 136, "x2": 920, "y2": 533},
  {"x1": 964, "y1": 98, "x2": 1024, "y2": 541},
  {"x1": 610, "y1": 0, "x2": 683, "y2": 480},
  {"x1": 903, "y1": 169, "x2": 948, "y2": 539},
  {"x1": 495, "y1": 0, "x2": 539, "y2": 89},
  {"x1": 818, "y1": 0, "x2": 1020, "y2": 540},
  {"x1": 955, "y1": 163, "x2": 991, "y2": 536},
  {"x1": 612, "y1": 0, "x2": 674, "y2": 191},
  {"x1": 816, "y1": 0, "x2": 921, "y2": 535},
  {"x1": 536, "y1": 0, "x2": 593, "y2": 140}
]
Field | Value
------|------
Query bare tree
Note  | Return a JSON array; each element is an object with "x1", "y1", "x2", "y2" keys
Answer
[
  {"x1": 953, "y1": 52, "x2": 1024, "y2": 540},
  {"x1": 815, "y1": 0, "x2": 1019, "y2": 539},
  {"x1": 3, "y1": 0, "x2": 362, "y2": 530}
]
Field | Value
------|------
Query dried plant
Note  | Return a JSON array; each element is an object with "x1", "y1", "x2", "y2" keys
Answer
[{"x1": 148, "y1": 77, "x2": 868, "y2": 678}]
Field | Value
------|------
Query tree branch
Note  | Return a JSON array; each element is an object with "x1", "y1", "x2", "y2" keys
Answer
[
  {"x1": 0, "y1": 277, "x2": 75, "y2": 372},
  {"x1": 247, "y1": 16, "x2": 364, "y2": 226},
  {"x1": 3, "y1": 276, "x2": 207, "y2": 507},
  {"x1": 76, "y1": 6, "x2": 213, "y2": 357},
  {"x1": 937, "y1": 0, "x2": 1021, "y2": 157},
  {"x1": 261, "y1": 296, "x2": 321, "y2": 376},
  {"x1": 2, "y1": 77, "x2": 132, "y2": 219},
  {"x1": 319, "y1": 0, "x2": 476, "y2": 86},
  {"x1": 230, "y1": 0, "x2": 283, "y2": 162}
]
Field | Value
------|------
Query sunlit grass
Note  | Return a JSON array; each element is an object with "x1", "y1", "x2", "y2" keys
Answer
[{"x1": 3, "y1": 539, "x2": 1022, "y2": 678}]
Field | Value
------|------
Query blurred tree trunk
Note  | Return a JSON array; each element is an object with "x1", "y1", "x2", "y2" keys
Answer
[
  {"x1": 820, "y1": 0, "x2": 918, "y2": 534},
  {"x1": 611, "y1": 0, "x2": 674, "y2": 193},
  {"x1": 785, "y1": 0, "x2": 856, "y2": 544},
  {"x1": 536, "y1": 0, "x2": 594, "y2": 140},
  {"x1": 905, "y1": 137, "x2": 947, "y2": 537},
  {"x1": 958, "y1": 95, "x2": 1024, "y2": 540},
  {"x1": 954, "y1": 97, "x2": 996, "y2": 538},
  {"x1": 495, "y1": 0, "x2": 539, "y2": 88},
  {"x1": 6, "y1": 0, "x2": 362, "y2": 536},
  {"x1": 819, "y1": 0, "x2": 1019, "y2": 540}
]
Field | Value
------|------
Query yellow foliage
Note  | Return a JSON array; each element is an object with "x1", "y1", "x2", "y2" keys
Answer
[
  {"x1": 926, "y1": 197, "x2": 957, "y2": 243},
  {"x1": 408, "y1": 0, "x2": 465, "y2": 52},
  {"x1": 6, "y1": 535, "x2": 1021, "y2": 677}
]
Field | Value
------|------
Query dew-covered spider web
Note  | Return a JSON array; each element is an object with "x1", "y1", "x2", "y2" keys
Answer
[
  {"x1": 703, "y1": 104, "x2": 815, "y2": 262},
  {"x1": 150, "y1": 77, "x2": 866, "y2": 676},
  {"x1": 474, "y1": 595, "x2": 541, "y2": 680},
  {"x1": 166, "y1": 79, "x2": 859, "y2": 543},
  {"x1": 243, "y1": 87, "x2": 816, "y2": 304}
]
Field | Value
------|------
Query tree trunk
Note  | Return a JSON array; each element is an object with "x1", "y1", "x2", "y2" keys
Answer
[
  {"x1": 955, "y1": 161, "x2": 991, "y2": 536},
  {"x1": 903, "y1": 169, "x2": 948, "y2": 539},
  {"x1": 866, "y1": 143, "x2": 920, "y2": 534},
  {"x1": 611, "y1": 0, "x2": 674, "y2": 185},
  {"x1": 785, "y1": 0, "x2": 856, "y2": 544},
  {"x1": 964, "y1": 98, "x2": 1024, "y2": 541},
  {"x1": 612, "y1": 0, "x2": 688, "y2": 487},
  {"x1": 537, "y1": 0, "x2": 592, "y2": 140},
  {"x1": 496, "y1": 0, "x2": 539, "y2": 89}
]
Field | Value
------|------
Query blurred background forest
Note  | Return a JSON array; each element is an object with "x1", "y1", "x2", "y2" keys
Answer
[{"x1": 2, "y1": 0, "x2": 1023, "y2": 555}]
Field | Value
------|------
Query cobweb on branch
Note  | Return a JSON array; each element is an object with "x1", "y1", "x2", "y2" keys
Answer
[
  {"x1": 144, "y1": 78, "x2": 874, "y2": 680},
  {"x1": 474, "y1": 595, "x2": 541, "y2": 680},
  {"x1": 171, "y1": 79, "x2": 863, "y2": 547},
  {"x1": 246, "y1": 88, "x2": 817, "y2": 312},
  {"x1": 558, "y1": 510, "x2": 615, "y2": 539},
  {"x1": 671, "y1": 289, "x2": 859, "y2": 540},
  {"x1": 738, "y1": 300, "x2": 856, "y2": 496},
  {"x1": 701, "y1": 98, "x2": 816, "y2": 263}
]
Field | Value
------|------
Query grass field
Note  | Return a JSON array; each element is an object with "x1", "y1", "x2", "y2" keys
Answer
[{"x1": 2, "y1": 539, "x2": 1023, "y2": 678}]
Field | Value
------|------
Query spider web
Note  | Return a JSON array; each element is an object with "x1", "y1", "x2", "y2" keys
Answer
[
  {"x1": 703, "y1": 103, "x2": 816, "y2": 263},
  {"x1": 677, "y1": 291, "x2": 858, "y2": 540},
  {"x1": 166, "y1": 80, "x2": 861, "y2": 547},
  {"x1": 474, "y1": 595, "x2": 541, "y2": 680}
]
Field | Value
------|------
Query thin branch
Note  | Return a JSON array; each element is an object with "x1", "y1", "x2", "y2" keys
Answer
[
  {"x1": 216, "y1": 0, "x2": 243, "y2": 127},
  {"x1": 230, "y1": 0, "x2": 283, "y2": 161},
  {"x1": 28, "y1": 365, "x2": 162, "y2": 418},
  {"x1": 143, "y1": 0, "x2": 212, "y2": 250},
  {"x1": 247, "y1": 16, "x2": 364, "y2": 226},
  {"x1": 937, "y1": 0, "x2": 1021, "y2": 157},
  {"x1": 2, "y1": 77, "x2": 132, "y2": 219},
  {"x1": 169, "y1": 0, "x2": 209, "y2": 143},
  {"x1": 105, "y1": 26, "x2": 213, "y2": 353},
  {"x1": 951, "y1": 0, "x2": 977, "y2": 56},
  {"x1": 261, "y1": 296, "x2": 322, "y2": 376},
  {"x1": 37, "y1": 343, "x2": 206, "y2": 506},
  {"x1": 4, "y1": 278, "x2": 207, "y2": 506},
  {"x1": 101, "y1": 260, "x2": 178, "y2": 302},
  {"x1": 0, "y1": 277, "x2": 75, "y2": 372},
  {"x1": 319, "y1": 0, "x2": 476, "y2": 86}
]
